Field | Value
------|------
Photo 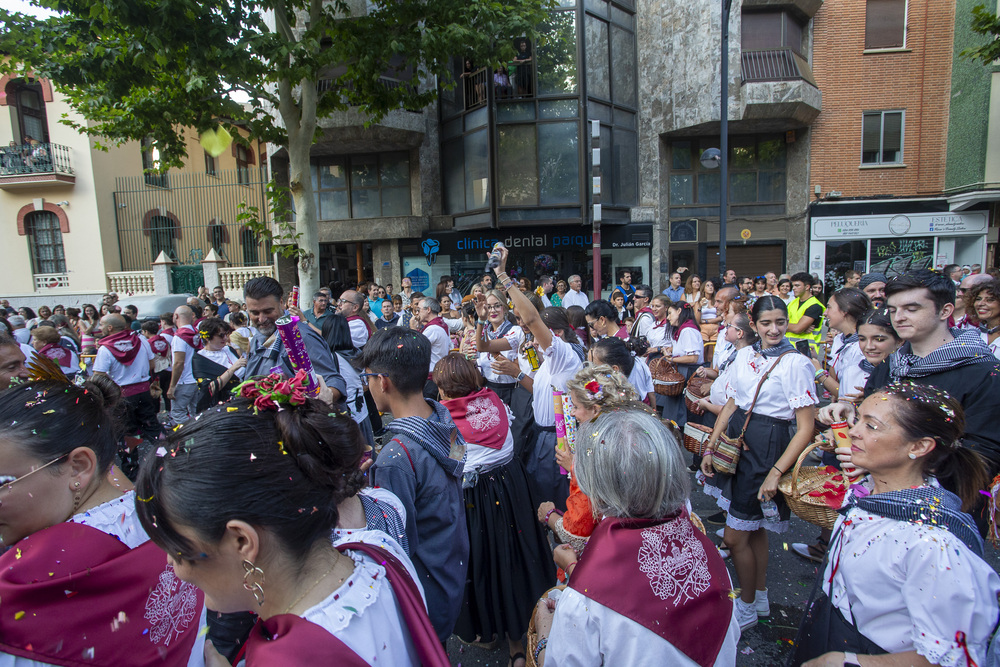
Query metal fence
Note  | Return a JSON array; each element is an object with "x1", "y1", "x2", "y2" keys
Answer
[
  {"x1": 741, "y1": 48, "x2": 817, "y2": 87},
  {"x1": 0, "y1": 142, "x2": 74, "y2": 175},
  {"x1": 113, "y1": 167, "x2": 271, "y2": 271}
]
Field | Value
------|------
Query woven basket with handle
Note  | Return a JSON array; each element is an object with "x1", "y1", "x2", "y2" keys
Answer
[{"x1": 778, "y1": 441, "x2": 850, "y2": 530}]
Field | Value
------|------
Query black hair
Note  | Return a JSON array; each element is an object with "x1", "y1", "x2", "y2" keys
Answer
[
  {"x1": 731, "y1": 312, "x2": 758, "y2": 344},
  {"x1": 750, "y1": 295, "x2": 788, "y2": 321},
  {"x1": 140, "y1": 321, "x2": 160, "y2": 335},
  {"x1": 230, "y1": 311, "x2": 249, "y2": 327},
  {"x1": 135, "y1": 397, "x2": 365, "y2": 562},
  {"x1": 197, "y1": 317, "x2": 231, "y2": 340},
  {"x1": 885, "y1": 269, "x2": 957, "y2": 314},
  {"x1": 878, "y1": 383, "x2": 987, "y2": 511},
  {"x1": 541, "y1": 307, "x2": 580, "y2": 344},
  {"x1": 188, "y1": 302, "x2": 203, "y2": 319},
  {"x1": 634, "y1": 284, "x2": 653, "y2": 300},
  {"x1": 321, "y1": 314, "x2": 354, "y2": 354},
  {"x1": 18, "y1": 306, "x2": 36, "y2": 319},
  {"x1": 790, "y1": 271, "x2": 814, "y2": 287},
  {"x1": 858, "y1": 306, "x2": 901, "y2": 340},
  {"x1": 585, "y1": 300, "x2": 621, "y2": 326},
  {"x1": 566, "y1": 305, "x2": 587, "y2": 330},
  {"x1": 0, "y1": 378, "x2": 122, "y2": 472},
  {"x1": 124, "y1": 304, "x2": 138, "y2": 314},
  {"x1": 830, "y1": 287, "x2": 871, "y2": 324},
  {"x1": 591, "y1": 337, "x2": 635, "y2": 376},
  {"x1": 0, "y1": 331, "x2": 15, "y2": 346},
  {"x1": 667, "y1": 300, "x2": 696, "y2": 330},
  {"x1": 243, "y1": 276, "x2": 284, "y2": 302},
  {"x1": 353, "y1": 326, "x2": 430, "y2": 395}
]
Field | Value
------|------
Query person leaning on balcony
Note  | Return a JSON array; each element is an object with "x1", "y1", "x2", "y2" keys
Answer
[{"x1": 24, "y1": 138, "x2": 49, "y2": 171}]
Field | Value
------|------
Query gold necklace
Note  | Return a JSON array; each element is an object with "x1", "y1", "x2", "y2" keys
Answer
[{"x1": 280, "y1": 552, "x2": 342, "y2": 615}]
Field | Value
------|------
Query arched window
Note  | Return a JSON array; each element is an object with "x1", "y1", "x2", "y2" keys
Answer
[
  {"x1": 24, "y1": 210, "x2": 65, "y2": 274},
  {"x1": 5, "y1": 80, "x2": 49, "y2": 143},
  {"x1": 149, "y1": 215, "x2": 177, "y2": 262},
  {"x1": 241, "y1": 227, "x2": 260, "y2": 266},
  {"x1": 208, "y1": 221, "x2": 226, "y2": 257}
]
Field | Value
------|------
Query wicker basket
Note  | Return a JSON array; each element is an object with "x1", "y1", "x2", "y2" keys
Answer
[
  {"x1": 689, "y1": 510, "x2": 707, "y2": 536},
  {"x1": 649, "y1": 357, "x2": 686, "y2": 396},
  {"x1": 778, "y1": 441, "x2": 849, "y2": 530},
  {"x1": 682, "y1": 422, "x2": 713, "y2": 456},
  {"x1": 684, "y1": 376, "x2": 713, "y2": 416},
  {"x1": 527, "y1": 585, "x2": 567, "y2": 667}
]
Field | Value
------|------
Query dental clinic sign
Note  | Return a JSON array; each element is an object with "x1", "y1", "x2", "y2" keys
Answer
[{"x1": 813, "y1": 211, "x2": 987, "y2": 239}]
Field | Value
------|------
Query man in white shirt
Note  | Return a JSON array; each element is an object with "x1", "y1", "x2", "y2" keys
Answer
[
  {"x1": 398, "y1": 276, "x2": 414, "y2": 301},
  {"x1": 630, "y1": 285, "x2": 657, "y2": 340},
  {"x1": 166, "y1": 305, "x2": 201, "y2": 425},
  {"x1": 538, "y1": 275, "x2": 555, "y2": 307},
  {"x1": 562, "y1": 274, "x2": 590, "y2": 310},
  {"x1": 414, "y1": 297, "x2": 452, "y2": 398},
  {"x1": 336, "y1": 289, "x2": 373, "y2": 349},
  {"x1": 8, "y1": 316, "x2": 30, "y2": 346}
]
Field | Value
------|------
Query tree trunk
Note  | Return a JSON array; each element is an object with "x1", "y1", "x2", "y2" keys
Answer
[{"x1": 287, "y1": 131, "x2": 319, "y2": 301}]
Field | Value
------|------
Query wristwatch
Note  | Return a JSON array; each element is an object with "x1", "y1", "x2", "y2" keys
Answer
[
  {"x1": 843, "y1": 651, "x2": 860, "y2": 666},
  {"x1": 515, "y1": 372, "x2": 526, "y2": 382}
]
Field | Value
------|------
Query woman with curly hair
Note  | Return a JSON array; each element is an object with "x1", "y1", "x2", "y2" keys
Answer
[{"x1": 965, "y1": 279, "x2": 1000, "y2": 358}]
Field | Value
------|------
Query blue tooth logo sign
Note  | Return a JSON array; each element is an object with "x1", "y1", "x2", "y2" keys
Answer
[{"x1": 422, "y1": 238, "x2": 441, "y2": 265}]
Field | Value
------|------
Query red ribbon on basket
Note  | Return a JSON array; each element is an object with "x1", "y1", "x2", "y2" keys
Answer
[{"x1": 805, "y1": 466, "x2": 849, "y2": 509}]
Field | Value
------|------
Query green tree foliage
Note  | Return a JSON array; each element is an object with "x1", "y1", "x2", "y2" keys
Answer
[
  {"x1": 962, "y1": 3, "x2": 1000, "y2": 65},
  {"x1": 0, "y1": 0, "x2": 550, "y2": 294}
]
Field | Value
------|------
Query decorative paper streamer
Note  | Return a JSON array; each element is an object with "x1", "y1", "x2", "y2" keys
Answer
[
  {"x1": 553, "y1": 388, "x2": 569, "y2": 475},
  {"x1": 275, "y1": 314, "x2": 319, "y2": 396}
]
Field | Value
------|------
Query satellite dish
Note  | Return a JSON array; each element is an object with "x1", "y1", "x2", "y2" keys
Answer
[{"x1": 700, "y1": 148, "x2": 721, "y2": 169}]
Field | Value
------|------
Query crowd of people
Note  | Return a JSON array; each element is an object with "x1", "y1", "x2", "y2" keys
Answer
[{"x1": 1, "y1": 253, "x2": 1000, "y2": 666}]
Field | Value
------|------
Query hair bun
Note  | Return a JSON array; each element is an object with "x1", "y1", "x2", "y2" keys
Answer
[{"x1": 83, "y1": 374, "x2": 123, "y2": 414}]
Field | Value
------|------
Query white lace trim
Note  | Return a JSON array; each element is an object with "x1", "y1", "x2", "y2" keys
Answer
[
  {"x1": 912, "y1": 632, "x2": 969, "y2": 667},
  {"x1": 301, "y1": 550, "x2": 391, "y2": 634},
  {"x1": 701, "y1": 482, "x2": 722, "y2": 500},
  {"x1": 714, "y1": 495, "x2": 789, "y2": 534},
  {"x1": 787, "y1": 393, "x2": 819, "y2": 409}
]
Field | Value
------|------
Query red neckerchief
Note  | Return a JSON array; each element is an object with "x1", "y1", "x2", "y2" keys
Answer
[
  {"x1": 570, "y1": 513, "x2": 733, "y2": 666},
  {"x1": 97, "y1": 330, "x2": 143, "y2": 365},
  {"x1": 159, "y1": 326, "x2": 175, "y2": 337},
  {"x1": 174, "y1": 325, "x2": 204, "y2": 351},
  {"x1": 242, "y1": 542, "x2": 449, "y2": 667},
  {"x1": 0, "y1": 521, "x2": 204, "y2": 667},
  {"x1": 422, "y1": 317, "x2": 450, "y2": 337},
  {"x1": 652, "y1": 317, "x2": 668, "y2": 329},
  {"x1": 147, "y1": 334, "x2": 171, "y2": 357},
  {"x1": 672, "y1": 319, "x2": 699, "y2": 342},
  {"x1": 346, "y1": 314, "x2": 373, "y2": 336},
  {"x1": 38, "y1": 343, "x2": 72, "y2": 367},
  {"x1": 441, "y1": 388, "x2": 508, "y2": 450},
  {"x1": 613, "y1": 325, "x2": 629, "y2": 340}
]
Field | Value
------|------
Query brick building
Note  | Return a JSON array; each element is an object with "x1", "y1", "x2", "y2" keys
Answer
[{"x1": 807, "y1": 0, "x2": 991, "y2": 289}]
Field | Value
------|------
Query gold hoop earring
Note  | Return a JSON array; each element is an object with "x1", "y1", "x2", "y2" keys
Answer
[{"x1": 242, "y1": 559, "x2": 265, "y2": 606}]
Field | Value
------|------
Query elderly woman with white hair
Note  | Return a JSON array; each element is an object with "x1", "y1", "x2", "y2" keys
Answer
[{"x1": 531, "y1": 408, "x2": 740, "y2": 667}]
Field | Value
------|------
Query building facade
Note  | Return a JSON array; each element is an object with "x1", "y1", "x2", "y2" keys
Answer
[{"x1": 1, "y1": 71, "x2": 272, "y2": 307}]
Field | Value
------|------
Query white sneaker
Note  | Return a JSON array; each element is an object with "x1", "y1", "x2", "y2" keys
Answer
[
  {"x1": 754, "y1": 589, "x2": 769, "y2": 617},
  {"x1": 734, "y1": 598, "x2": 757, "y2": 630},
  {"x1": 715, "y1": 527, "x2": 725, "y2": 539}
]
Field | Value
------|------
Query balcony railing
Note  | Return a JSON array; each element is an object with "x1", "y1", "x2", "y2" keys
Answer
[
  {"x1": 1, "y1": 142, "x2": 74, "y2": 176},
  {"x1": 107, "y1": 271, "x2": 156, "y2": 296},
  {"x1": 741, "y1": 48, "x2": 817, "y2": 87},
  {"x1": 34, "y1": 273, "x2": 70, "y2": 291}
]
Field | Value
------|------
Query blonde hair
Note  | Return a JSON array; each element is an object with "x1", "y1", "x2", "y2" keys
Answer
[{"x1": 566, "y1": 363, "x2": 647, "y2": 412}]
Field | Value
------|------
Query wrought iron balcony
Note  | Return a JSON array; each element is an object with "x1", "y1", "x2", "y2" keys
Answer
[
  {"x1": 741, "y1": 48, "x2": 817, "y2": 87},
  {"x1": 0, "y1": 142, "x2": 75, "y2": 188}
]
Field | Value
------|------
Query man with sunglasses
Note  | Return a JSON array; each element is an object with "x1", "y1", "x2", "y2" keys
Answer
[{"x1": 336, "y1": 289, "x2": 373, "y2": 349}]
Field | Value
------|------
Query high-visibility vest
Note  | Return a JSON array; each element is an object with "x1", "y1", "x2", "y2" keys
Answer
[{"x1": 786, "y1": 296, "x2": 825, "y2": 351}]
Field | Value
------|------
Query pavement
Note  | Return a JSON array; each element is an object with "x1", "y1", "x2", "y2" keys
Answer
[{"x1": 443, "y1": 467, "x2": 1000, "y2": 666}]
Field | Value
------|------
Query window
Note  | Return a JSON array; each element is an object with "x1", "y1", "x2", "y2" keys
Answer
[
  {"x1": 861, "y1": 111, "x2": 904, "y2": 165},
  {"x1": 742, "y1": 11, "x2": 804, "y2": 55},
  {"x1": 149, "y1": 215, "x2": 176, "y2": 261},
  {"x1": 236, "y1": 144, "x2": 251, "y2": 185},
  {"x1": 24, "y1": 211, "x2": 66, "y2": 275},
  {"x1": 668, "y1": 135, "x2": 787, "y2": 217},
  {"x1": 209, "y1": 222, "x2": 226, "y2": 256},
  {"x1": 141, "y1": 138, "x2": 168, "y2": 188},
  {"x1": 205, "y1": 151, "x2": 218, "y2": 176},
  {"x1": 865, "y1": 0, "x2": 906, "y2": 50},
  {"x1": 6, "y1": 80, "x2": 49, "y2": 143},
  {"x1": 241, "y1": 227, "x2": 260, "y2": 266},
  {"x1": 311, "y1": 153, "x2": 411, "y2": 219}
]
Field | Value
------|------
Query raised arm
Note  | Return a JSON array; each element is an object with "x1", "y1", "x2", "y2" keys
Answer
[{"x1": 492, "y1": 247, "x2": 552, "y2": 350}]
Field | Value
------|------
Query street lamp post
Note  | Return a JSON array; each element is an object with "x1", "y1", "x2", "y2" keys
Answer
[{"x1": 702, "y1": 0, "x2": 733, "y2": 280}]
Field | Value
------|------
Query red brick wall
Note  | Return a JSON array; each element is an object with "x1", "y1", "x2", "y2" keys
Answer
[{"x1": 810, "y1": 0, "x2": 955, "y2": 197}]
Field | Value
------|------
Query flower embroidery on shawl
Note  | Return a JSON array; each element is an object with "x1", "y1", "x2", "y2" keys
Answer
[
  {"x1": 466, "y1": 396, "x2": 501, "y2": 432},
  {"x1": 637, "y1": 519, "x2": 711, "y2": 605},
  {"x1": 144, "y1": 565, "x2": 199, "y2": 646}
]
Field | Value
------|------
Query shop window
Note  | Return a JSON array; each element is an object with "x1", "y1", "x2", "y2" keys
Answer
[
  {"x1": 141, "y1": 138, "x2": 168, "y2": 188},
  {"x1": 311, "y1": 153, "x2": 411, "y2": 219},
  {"x1": 24, "y1": 211, "x2": 66, "y2": 275},
  {"x1": 861, "y1": 110, "x2": 904, "y2": 165},
  {"x1": 742, "y1": 11, "x2": 804, "y2": 55},
  {"x1": 668, "y1": 135, "x2": 787, "y2": 217},
  {"x1": 865, "y1": 0, "x2": 906, "y2": 50}
]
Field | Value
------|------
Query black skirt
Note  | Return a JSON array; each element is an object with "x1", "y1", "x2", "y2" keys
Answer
[
  {"x1": 509, "y1": 384, "x2": 536, "y2": 464},
  {"x1": 713, "y1": 407, "x2": 794, "y2": 533},
  {"x1": 455, "y1": 458, "x2": 556, "y2": 643}
]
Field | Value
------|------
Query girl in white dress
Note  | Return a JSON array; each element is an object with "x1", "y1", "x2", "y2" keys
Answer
[
  {"x1": 793, "y1": 384, "x2": 999, "y2": 666},
  {"x1": 812, "y1": 288, "x2": 870, "y2": 402}
]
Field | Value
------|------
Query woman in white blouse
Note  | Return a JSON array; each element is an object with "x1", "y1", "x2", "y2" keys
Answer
[
  {"x1": 967, "y1": 279, "x2": 1000, "y2": 359},
  {"x1": 812, "y1": 288, "x2": 870, "y2": 402},
  {"x1": 683, "y1": 274, "x2": 702, "y2": 304},
  {"x1": 700, "y1": 295, "x2": 818, "y2": 631},
  {"x1": 793, "y1": 384, "x2": 999, "y2": 666},
  {"x1": 659, "y1": 301, "x2": 704, "y2": 428}
]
